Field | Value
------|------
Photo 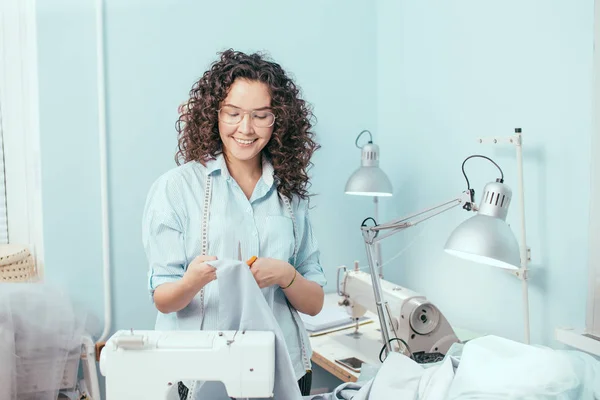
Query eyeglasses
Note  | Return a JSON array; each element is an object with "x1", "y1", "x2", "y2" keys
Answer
[{"x1": 218, "y1": 105, "x2": 276, "y2": 128}]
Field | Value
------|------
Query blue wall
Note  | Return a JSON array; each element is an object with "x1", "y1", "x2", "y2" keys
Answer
[
  {"x1": 376, "y1": 0, "x2": 595, "y2": 346},
  {"x1": 36, "y1": 0, "x2": 377, "y2": 334},
  {"x1": 36, "y1": 0, "x2": 595, "y2": 352}
]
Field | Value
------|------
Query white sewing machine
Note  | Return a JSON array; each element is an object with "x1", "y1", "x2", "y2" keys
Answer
[
  {"x1": 337, "y1": 266, "x2": 459, "y2": 360},
  {"x1": 99, "y1": 329, "x2": 275, "y2": 399}
]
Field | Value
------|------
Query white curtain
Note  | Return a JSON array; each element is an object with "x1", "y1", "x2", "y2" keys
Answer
[{"x1": 0, "y1": 98, "x2": 8, "y2": 244}]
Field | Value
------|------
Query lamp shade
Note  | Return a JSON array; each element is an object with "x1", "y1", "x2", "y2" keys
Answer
[
  {"x1": 345, "y1": 142, "x2": 393, "y2": 197},
  {"x1": 444, "y1": 180, "x2": 521, "y2": 270}
]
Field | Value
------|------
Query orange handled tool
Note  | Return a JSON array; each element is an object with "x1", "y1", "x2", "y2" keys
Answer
[{"x1": 238, "y1": 241, "x2": 257, "y2": 267}]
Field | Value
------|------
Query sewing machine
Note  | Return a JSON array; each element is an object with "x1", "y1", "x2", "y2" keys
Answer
[
  {"x1": 337, "y1": 266, "x2": 459, "y2": 361},
  {"x1": 99, "y1": 329, "x2": 275, "y2": 399}
]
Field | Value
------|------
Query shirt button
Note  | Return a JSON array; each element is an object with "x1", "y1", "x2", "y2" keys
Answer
[
  {"x1": 253, "y1": 231, "x2": 258, "y2": 237},
  {"x1": 247, "y1": 207, "x2": 252, "y2": 213}
]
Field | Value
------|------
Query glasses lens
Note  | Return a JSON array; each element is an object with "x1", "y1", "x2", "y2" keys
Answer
[
  {"x1": 252, "y1": 111, "x2": 275, "y2": 128},
  {"x1": 219, "y1": 106, "x2": 242, "y2": 125}
]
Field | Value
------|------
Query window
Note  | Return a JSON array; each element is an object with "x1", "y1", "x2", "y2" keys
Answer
[
  {"x1": 0, "y1": 112, "x2": 8, "y2": 244},
  {"x1": 554, "y1": 1, "x2": 600, "y2": 355},
  {"x1": 585, "y1": 0, "x2": 600, "y2": 340},
  {"x1": 0, "y1": 0, "x2": 44, "y2": 267}
]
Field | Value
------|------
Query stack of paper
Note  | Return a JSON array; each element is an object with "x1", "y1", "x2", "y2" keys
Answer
[{"x1": 299, "y1": 306, "x2": 356, "y2": 332}]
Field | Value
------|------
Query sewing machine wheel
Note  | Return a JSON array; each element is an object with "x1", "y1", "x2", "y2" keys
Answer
[{"x1": 409, "y1": 303, "x2": 440, "y2": 335}]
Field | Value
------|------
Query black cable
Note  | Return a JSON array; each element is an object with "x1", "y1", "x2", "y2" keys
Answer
[
  {"x1": 361, "y1": 217, "x2": 377, "y2": 227},
  {"x1": 461, "y1": 154, "x2": 504, "y2": 191},
  {"x1": 378, "y1": 337, "x2": 414, "y2": 363},
  {"x1": 361, "y1": 217, "x2": 379, "y2": 239},
  {"x1": 355, "y1": 130, "x2": 373, "y2": 148}
]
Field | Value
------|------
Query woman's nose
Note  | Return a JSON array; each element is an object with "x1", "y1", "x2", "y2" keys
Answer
[{"x1": 238, "y1": 113, "x2": 253, "y2": 134}]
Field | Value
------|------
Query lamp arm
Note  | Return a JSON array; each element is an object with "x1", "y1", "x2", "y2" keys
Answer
[
  {"x1": 363, "y1": 240, "x2": 394, "y2": 355},
  {"x1": 362, "y1": 190, "x2": 476, "y2": 245},
  {"x1": 360, "y1": 189, "x2": 476, "y2": 358}
]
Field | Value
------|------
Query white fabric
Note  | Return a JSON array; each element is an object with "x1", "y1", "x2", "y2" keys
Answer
[
  {"x1": 417, "y1": 355, "x2": 456, "y2": 399},
  {"x1": 307, "y1": 335, "x2": 600, "y2": 400},
  {"x1": 186, "y1": 259, "x2": 304, "y2": 400},
  {"x1": 0, "y1": 283, "x2": 88, "y2": 400},
  {"x1": 448, "y1": 335, "x2": 600, "y2": 399},
  {"x1": 368, "y1": 352, "x2": 425, "y2": 399}
]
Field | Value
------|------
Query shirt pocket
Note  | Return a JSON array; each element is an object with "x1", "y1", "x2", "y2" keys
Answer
[{"x1": 263, "y1": 215, "x2": 295, "y2": 263}]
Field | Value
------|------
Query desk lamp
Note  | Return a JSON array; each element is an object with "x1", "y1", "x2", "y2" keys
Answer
[
  {"x1": 360, "y1": 128, "x2": 531, "y2": 358},
  {"x1": 346, "y1": 130, "x2": 392, "y2": 277}
]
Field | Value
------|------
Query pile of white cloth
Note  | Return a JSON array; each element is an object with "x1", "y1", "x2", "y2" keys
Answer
[
  {"x1": 308, "y1": 335, "x2": 600, "y2": 399},
  {"x1": 0, "y1": 283, "x2": 88, "y2": 400}
]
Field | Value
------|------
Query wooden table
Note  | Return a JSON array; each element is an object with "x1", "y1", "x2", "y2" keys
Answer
[{"x1": 310, "y1": 316, "x2": 383, "y2": 382}]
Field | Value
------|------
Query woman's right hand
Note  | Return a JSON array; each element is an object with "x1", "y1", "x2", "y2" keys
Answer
[
  {"x1": 153, "y1": 255, "x2": 217, "y2": 314},
  {"x1": 183, "y1": 255, "x2": 217, "y2": 291}
]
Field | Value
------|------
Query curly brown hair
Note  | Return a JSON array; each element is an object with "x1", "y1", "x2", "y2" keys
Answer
[{"x1": 175, "y1": 49, "x2": 319, "y2": 200}]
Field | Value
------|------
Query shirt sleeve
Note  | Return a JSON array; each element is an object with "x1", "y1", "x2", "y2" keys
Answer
[
  {"x1": 142, "y1": 173, "x2": 188, "y2": 300},
  {"x1": 293, "y1": 198, "x2": 327, "y2": 287}
]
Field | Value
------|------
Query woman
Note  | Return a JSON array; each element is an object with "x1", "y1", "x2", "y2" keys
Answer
[{"x1": 142, "y1": 49, "x2": 327, "y2": 398}]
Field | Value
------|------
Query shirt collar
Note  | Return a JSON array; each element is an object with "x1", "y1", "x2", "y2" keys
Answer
[
  {"x1": 206, "y1": 153, "x2": 275, "y2": 189},
  {"x1": 206, "y1": 153, "x2": 229, "y2": 178},
  {"x1": 261, "y1": 155, "x2": 275, "y2": 188}
]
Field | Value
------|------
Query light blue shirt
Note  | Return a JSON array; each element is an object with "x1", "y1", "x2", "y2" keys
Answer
[{"x1": 142, "y1": 153, "x2": 327, "y2": 380}]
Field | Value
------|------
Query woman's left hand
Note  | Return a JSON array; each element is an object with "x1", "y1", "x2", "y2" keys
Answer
[{"x1": 250, "y1": 257, "x2": 295, "y2": 289}]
